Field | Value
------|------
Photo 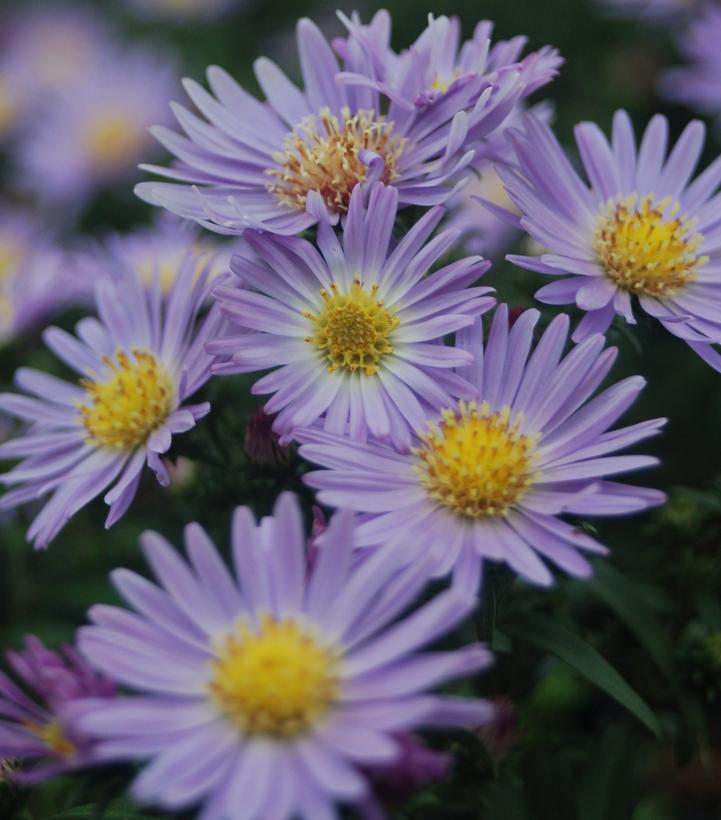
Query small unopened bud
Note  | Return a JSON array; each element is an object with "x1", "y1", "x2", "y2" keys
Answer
[
  {"x1": 243, "y1": 408, "x2": 292, "y2": 468},
  {"x1": 364, "y1": 732, "x2": 451, "y2": 802},
  {"x1": 478, "y1": 696, "x2": 518, "y2": 760}
]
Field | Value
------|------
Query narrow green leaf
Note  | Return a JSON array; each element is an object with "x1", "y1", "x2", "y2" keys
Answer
[
  {"x1": 587, "y1": 563, "x2": 675, "y2": 679},
  {"x1": 512, "y1": 614, "x2": 663, "y2": 738},
  {"x1": 41, "y1": 801, "x2": 157, "y2": 820}
]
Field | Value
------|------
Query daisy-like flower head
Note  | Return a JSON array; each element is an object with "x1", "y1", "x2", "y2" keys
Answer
[
  {"x1": 77, "y1": 214, "x2": 236, "y2": 296},
  {"x1": 0, "y1": 207, "x2": 85, "y2": 344},
  {"x1": 500, "y1": 111, "x2": 721, "y2": 371},
  {"x1": 0, "y1": 254, "x2": 223, "y2": 549},
  {"x1": 18, "y1": 45, "x2": 176, "y2": 207},
  {"x1": 73, "y1": 493, "x2": 494, "y2": 819},
  {"x1": 659, "y1": 5, "x2": 721, "y2": 125},
  {"x1": 298, "y1": 305, "x2": 666, "y2": 591},
  {"x1": 0, "y1": 635, "x2": 115, "y2": 784},
  {"x1": 337, "y1": 12, "x2": 562, "y2": 112},
  {"x1": 209, "y1": 183, "x2": 495, "y2": 450},
  {"x1": 136, "y1": 11, "x2": 544, "y2": 236}
]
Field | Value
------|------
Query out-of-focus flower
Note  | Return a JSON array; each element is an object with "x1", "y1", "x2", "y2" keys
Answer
[
  {"x1": 298, "y1": 305, "x2": 666, "y2": 591},
  {"x1": 17, "y1": 46, "x2": 176, "y2": 207},
  {"x1": 73, "y1": 494, "x2": 494, "y2": 819},
  {"x1": 0, "y1": 207, "x2": 84, "y2": 344},
  {"x1": 0, "y1": 66, "x2": 24, "y2": 142},
  {"x1": 243, "y1": 407, "x2": 292, "y2": 469},
  {"x1": 659, "y1": 5, "x2": 721, "y2": 126},
  {"x1": 337, "y1": 12, "x2": 561, "y2": 113},
  {"x1": 136, "y1": 13, "x2": 553, "y2": 235},
  {"x1": 0, "y1": 256, "x2": 222, "y2": 549},
  {"x1": 209, "y1": 183, "x2": 494, "y2": 450},
  {"x1": 500, "y1": 111, "x2": 721, "y2": 372},
  {"x1": 0, "y1": 635, "x2": 115, "y2": 784},
  {"x1": 597, "y1": 0, "x2": 700, "y2": 22},
  {"x1": 124, "y1": 0, "x2": 241, "y2": 22},
  {"x1": 76, "y1": 215, "x2": 234, "y2": 295}
]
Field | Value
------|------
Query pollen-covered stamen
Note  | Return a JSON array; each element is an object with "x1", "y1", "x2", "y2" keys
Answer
[
  {"x1": 595, "y1": 194, "x2": 708, "y2": 297},
  {"x1": 266, "y1": 106, "x2": 406, "y2": 215},
  {"x1": 305, "y1": 279, "x2": 399, "y2": 376},
  {"x1": 414, "y1": 401, "x2": 539, "y2": 519},
  {"x1": 25, "y1": 719, "x2": 77, "y2": 758},
  {"x1": 79, "y1": 349, "x2": 176, "y2": 449},
  {"x1": 209, "y1": 614, "x2": 340, "y2": 738}
]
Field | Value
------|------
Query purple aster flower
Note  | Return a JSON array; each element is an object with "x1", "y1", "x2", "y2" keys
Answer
[
  {"x1": 208, "y1": 183, "x2": 495, "y2": 450},
  {"x1": 0, "y1": 254, "x2": 223, "y2": 549},
  {"x1": 136, "y1": 12, "x2": 544, "y2": 236},
  {"x1": 72, "y1": 493, "x2": 494, "y2": 819},
  {"x1": 17, "y1": 45, "x2": 176, "y2": 207},
  {"x1": 298, "y1": 305, "x2": 666, "y2": 591},
  {"x1": 598, "y1": 0, "x2": 700, "y2": 21},
  {"x1": 0, "y1": 635, "x2": 115, "y2": 784},
  {"x1": 0, "y1": 206, "x2": 86, "y2": 344},
  {"x1": 659, "y1": 5, "x2": 721, "y2": 125},
  {"x1": 337, "y1": 12, "x2": 562, "y2": 112},
  {"x1": 499, "y1": 111, "x2": 721, "y2": 371},
  {"x1": 75, "y1": 214, "x2": 236, "y2": 295}
]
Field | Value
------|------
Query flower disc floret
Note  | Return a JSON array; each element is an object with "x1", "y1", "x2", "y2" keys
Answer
[
  {"x1": 79, "y1": 350, "x2": 176, "y2": 449},
  {"x1": 305, "y1": 279, "x2": 399, "y2": 375},
  {"x1": 595, "y1": 195, "x2": 706, "y2": 297},
  {"x1": 415, "y1": 401, "x2": 538, "y2": 519},
  {"x1": 209, "y1": 614, "x2": 340, "y2": 738},
  {"x1": 25, "y1": 719, "x2": 77, "y2": 759},
  {"x1": 266, "y1": 107, "x2": 405, "y2": 216}
]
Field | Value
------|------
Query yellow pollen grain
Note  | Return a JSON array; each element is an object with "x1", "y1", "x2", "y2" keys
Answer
[
  {"x1": 304, "y1": 279, "x2": 399, "y2": 376},
  {"x1": 25, "y1": 719, "x2": 77, "y2": 759},
  {"x1": 78, "y1": 349, "x2": 176, "y2": 449},
  {"x1": 84, "y1": 112, "x2": 146, "y2": 170},
  {"x1": 209, "y1": 614, "x2": 340, "y2": 739},
  {"x1": 594, "y1": 194, "x2": 707, "y2": 297},
  {"x1": 414, "y1": 400, "x2": 539, "y2": 519},
  {"x1": 430, "y1": 69, "x2": 460, "y2": 95},
  {"x1": 266, "y1": 106, "x2": 406, "y2": 215}
]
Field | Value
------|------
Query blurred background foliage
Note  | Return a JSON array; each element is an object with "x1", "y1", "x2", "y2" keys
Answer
[{"x1": 1, "y1": 0, "x2": 720, "y2": 818}]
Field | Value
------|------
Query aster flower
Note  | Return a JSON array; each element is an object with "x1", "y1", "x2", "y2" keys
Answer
[
  {"x1": 0, "y1": 635, "x2": 115, "y2": 784},
  {"x1": 659, "y1": 5, "x2": 721, "y2": 126},
  {"x1": 337, "y1": 12, "x2": 562, "y2": 113},
  {"x1": 73, "y1": 493, "x2": 494, "y2": 819},
  {"x1": 18, "y1": 45, "x2": 176, "y2": 207},
  {"x1": 0, "y1": 207, "x2": 85, "y2": 344},
  {"x1": 0, "y1": 253, "x2": 222, "y2": 549},
  {"x1": 136, "y1": 12, "x2": 544, "y2": 235},
  {"x1": 209, "y1": 183, "x2": 495, "y2": 450},
  {"x1": 298, "y1": 305, "x2": 666, "y2": 591},
  {"x1": 499, "y1": 111, "x2": 721, "y2": 370},
  {"x1": 76, "y1": 214, "x2": 236, "y2": 295}
]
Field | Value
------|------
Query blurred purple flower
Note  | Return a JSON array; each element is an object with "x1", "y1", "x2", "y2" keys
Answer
[
  {"x1": 0, "y1": 635, "x2": 115, "y2": 784},
  {"x1": 0, "y1": 254, "x2": 223, "y2": 548},
  {"x1": 298, "y1": 304, "x2": 666, "y2": 592},
  {"x1": 123, "y1": 0, "x2": 243, "y2": 22},
  {"x1": 17, "y1": 45, "x2": 177, "y2": 208},
  {"x1": 73, "y1": 494, "x2": 494, "y2": 819}
]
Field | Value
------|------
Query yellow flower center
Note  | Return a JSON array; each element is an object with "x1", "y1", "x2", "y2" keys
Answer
[
  {"x1": 209, "y1": 614, "x2": 340, "y2": 739},
  {"x1": 0, "y1": 235, "x2": 23, "y2": 281},
  {"x1": 84, "y1": 112, "x2": 146, "y2": 171},
  {"x1": 594, "y1": 194, "x2": 707, "y2": 297},
  {"x1": 414, "y1": 401, "x2": 538, "y2": 519},
  {"x1": 0, "y1": 77, "x2": 18, "y2": 136},
  {"x1": 304, "y1": 279, "x2": 399, "y2": 375},
  {"x1": 430, "y1": 69, "x2": 460, "y2": 95},
  {"x1": 25, "y1": 719, "x2": 77, "y2": 759},
  {"x1": 267, "y1": 106, "x2": 406, "y2": 215},
  {"x1": 78, "y1": 349, "x2": 176, "y2": 449}
]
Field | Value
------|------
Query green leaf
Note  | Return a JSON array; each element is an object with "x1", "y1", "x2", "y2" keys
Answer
[
  {"x1": 40, "y1": 800, "x2": 158, "y2": 820},
  {"x1": 586, "y1": 563, "x2": 675, "y2": 679},
  {"x1": 511, "y1": 614, "x2": 663, "y2": 738}
]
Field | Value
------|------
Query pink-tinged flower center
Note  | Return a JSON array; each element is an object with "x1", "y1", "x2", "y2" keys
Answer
[
  {"x1": 209, "y1": 614, "x2": 340, "y2": 738},
  {"x1": 78, "y1": 349, "x2": 176, "y2": 449},
  {"x1": 414, "y1": 401, "x2": 538, "y2": 519},
  {"x1": 594, "y1": 194, "x2": 707, "y2": 297},
  {"x1": 304, "y1": 279, "x2": 399, "y2": 375},
  {"x1": 266, "y1": 106, "x2": 406, "y2": 216}
]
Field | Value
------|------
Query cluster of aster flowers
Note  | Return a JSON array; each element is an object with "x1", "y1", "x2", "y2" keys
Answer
[{"x1": 2, "y1": 6, "x2": 720, "y2": 819}]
